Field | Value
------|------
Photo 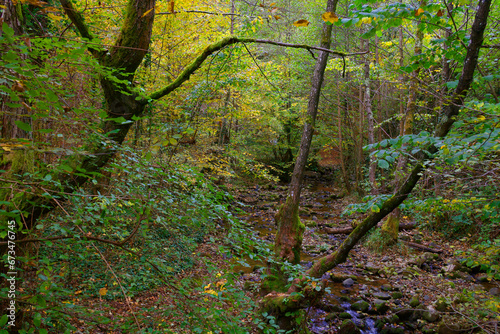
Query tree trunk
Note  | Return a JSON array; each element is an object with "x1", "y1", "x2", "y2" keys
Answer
[
  {"x1": 364, "y1": 50, "x2": 376, "y2": 191},
  {"x1": 274, "y1": 0, "x2": 339, "y2": 264}
]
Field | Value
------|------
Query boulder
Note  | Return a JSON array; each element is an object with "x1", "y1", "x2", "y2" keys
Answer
[
  {"x1": 343, "y1": 278, "x2": 355, "y2": 287},
  {"x1": 351, "y1": 300, "x2": 370, "y2": 312},
  {"x1": 373, "y1": 299, "x2": 390, "y2": 314},
  {"x1": 339, "y1": 320, "x2": 361, "y2": 334},
  {"x1": 373, "y1": 292, "x2": 391, "y2": 300}
]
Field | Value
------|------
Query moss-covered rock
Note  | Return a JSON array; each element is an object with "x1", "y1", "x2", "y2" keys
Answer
[
  {"x1": 339, "y1": 319, "x2": 361, "y2": 334},
  {"x1": 351, "y1": 300, "x2": 370, "y2": 312}
]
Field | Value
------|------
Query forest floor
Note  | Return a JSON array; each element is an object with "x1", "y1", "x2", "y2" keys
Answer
[
  {"x1": 229, "y1": 176, "x2": 500, "y2": 334},
  {"x1": 71, "y1": 176, "x2": 500, "y2": 334}
]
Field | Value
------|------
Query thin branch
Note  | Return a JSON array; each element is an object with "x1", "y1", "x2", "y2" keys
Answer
[
  {"x1": 147, "y1": 36, "x2": 366, "y2": 102},
  {"x1": 157, "y1": 10, "x2": 245, "y2": 17}
]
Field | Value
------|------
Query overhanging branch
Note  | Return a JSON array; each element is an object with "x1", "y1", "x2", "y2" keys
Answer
[{"x1": 147, "y1": 36, "x2": 365, "y2": 102}]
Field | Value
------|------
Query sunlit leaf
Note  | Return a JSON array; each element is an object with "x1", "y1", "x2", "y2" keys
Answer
[
  {"x1": 293, "y1": 19, "x2": 310, "y2": 27},
  {"x1": 142, "y1": 8, "x2": 154, "y2": 18},
  {"x1": 322, "y1": 12, "x2": 338, "y2": 24},
  {"x1": 99, "y1": 287, "x2": 108, "y2": 296},
  {"x1": 415, "y1": 8, "x2": 424, "y2": 16}
]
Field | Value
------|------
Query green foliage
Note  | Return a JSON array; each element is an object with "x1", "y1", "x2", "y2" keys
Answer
[{"x1": 455, "y1": 239, "x2": 500, "y2": 280}]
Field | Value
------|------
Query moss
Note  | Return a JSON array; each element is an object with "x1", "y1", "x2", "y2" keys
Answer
[{"x1": 380, "y1": 213, "x2": 399, "y2": 243}]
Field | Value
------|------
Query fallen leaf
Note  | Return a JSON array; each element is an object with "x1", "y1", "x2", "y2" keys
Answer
[{"x1": 293, "y1": 19, "x2": 310, "y2": 27}]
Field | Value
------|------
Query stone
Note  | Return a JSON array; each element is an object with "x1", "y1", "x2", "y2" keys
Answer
[
  {"x1": 475, "y1": 273, "x2": 489, "y2": 282},
  {"x1": 339, "y1": 320, "x2": 361, "y2": 334},
  {"x1": 391, "y1": 291, "x2": 403, "y2": 299},
  {"x1": 373, "y1": 292, "x2": 391, "y2": 300},
  {"x1": 351, "y1": 300, "x2": 370, "y2": 312},
  {"x1": 388, "y1": 314, "x2": 400, "y2": 324},
  {"x1": 437, "y1": 322, "x2": 464, "y2": 334},
  {"x1": 339, "y1": 312, "x2": 352, "y2": 319},
  {"x1": 373, "y1": 299, "x2": 390, "y2": 314},
  {"x1": 489, "y1": 287, "x2": 500, "y2": 296},
  {"x1": 409, "y1": 295, "x2": 420, "y2": 308},
  {"x1": 304, "y1": 220, "x2": 317, "y2": 227},
  {"x1": 434, "y1": 298, "x2": 450, "y2": 312},
  {"x1": 381, "y1": 284, "x2": 392, "y2": 291},
  {"x1": 330, "y1": 272, "x2": 351, "y2": 282},
  {"x1": 423, "y1": 308, "x2": 441, "y2": 323},
  {"x1": 343, "y1": 278, "x2": 355, "y2": 287},
  {"x1": 365, "y1": 262, "x2": 380, "y2": 274}
]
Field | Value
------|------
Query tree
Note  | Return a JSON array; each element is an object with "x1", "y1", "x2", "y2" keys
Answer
[{"x1": 274, "y1": 0, "x2": 339, "y2": 264}]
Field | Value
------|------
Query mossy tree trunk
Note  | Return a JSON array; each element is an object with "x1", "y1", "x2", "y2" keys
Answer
[
  {"x1": 274, "y1": 0, "x2": 339, "y2": 264},
  {"x1": 263, "y1": 0, "x2": 491, "y2": 311}
]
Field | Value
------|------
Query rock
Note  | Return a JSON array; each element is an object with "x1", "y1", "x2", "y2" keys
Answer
[
  {"x1": 373, "y1": 299, "x2": 389, "y2": 314},
  {"x1": 434, "y1": 298, "x2": 450, "y2": 312},
  {"x1": 409, "y1": 295, "x2": 420, "y2": 308},
  {"x1": 394, "y1": 307, "x2": 414, "y2": 320},
  {"x1": 331, "y1": 272, "x2": 351, "y2": 283},
  {"x1": 422, "y1": 325, "x2": 437, "y2": 334},
  {"x1": 343, "y1": 278, "x2": 355, "y2": 287},
  {"x1": 319, "y1": 301, "x2": 344, "y2": 313},
  {"x1": 339, "y1": 319, "x2": 361, "y2": 334},
  {"x1": 351, "y1": 300, "x2": 370, "y2": 312},
  {"x1": 437, "y1": 322, "x2": 464, "y2": 334},
  {"x1": 391, "y1": 291, "x2": 403, "y2": 299},
  {"x1": 475, "y1": 273, "x2": 489, "y2": 282},
  {"x1": 339, "y1": 312, "x2": 352, "y2": 319},
  {"x1": 423, "y1": 308, "x2": 441, "y2": 323},
  {"x1": 417, "y1": 252, "x2": 438, "y2": 267},
  {"x1": 304, "y1": 220, "x2": 317, "y2": 227},
  {"x1": 381, "y1": 284, "x2": 392, "y2": 291},
  {"x1": 489, "y1": 287, "x2": 500, "y2": 296},
  {"x1": 365, "y1": 262, "x2": 380, "y2": 274},
  {"x1": 429, "y1": 242, "x2": 439, "y2": 249},
  {"x1": 373, "y1": 292, "x2": 391, "y2": 300},
  {"x1": 325, "y1": 313, "x2": 337, "y2": 321},
  {"x1": 387, "y1": 314, "x2": 400, "y2": 324},
  {"x1": 381, "y1": 256, "x2": 391, "y2": 262}
]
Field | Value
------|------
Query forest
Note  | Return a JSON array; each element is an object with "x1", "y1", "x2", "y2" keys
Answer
[{"x1": 0, "y1": 0, "x2": 498, "y2": 333}]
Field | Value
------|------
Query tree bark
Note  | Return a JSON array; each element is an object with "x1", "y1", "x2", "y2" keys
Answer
[{"x1": 274, "y1": 0, "x2": 339, "y2": 264}]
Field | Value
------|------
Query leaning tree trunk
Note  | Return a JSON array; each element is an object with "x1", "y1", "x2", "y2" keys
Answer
[
  {"x1": 274, "y1": 0, "x2": 339, "y2": 264},
  {"x1": 263, "y1": 0, "x2": 491, "y2": 312}
]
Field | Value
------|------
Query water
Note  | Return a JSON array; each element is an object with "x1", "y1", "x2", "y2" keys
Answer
[{"x1": 341, "y1": 303, "x2": 378, "y2": 334}]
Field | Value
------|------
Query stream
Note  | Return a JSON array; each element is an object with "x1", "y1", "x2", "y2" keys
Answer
[{"x1": 231, "y1": 178, "x2": 500, "y2": 333}]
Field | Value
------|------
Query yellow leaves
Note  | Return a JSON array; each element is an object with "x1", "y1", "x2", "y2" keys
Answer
[
  {"x1": 142, "y1": 8, "x2": 155, "y2": 18},
  {"x1": 322, "y1": 12, "x2": 338, "y2": 24},
  {"x1": 443, "y1": 199, "x2": 450, "y2": 203},
  {"x1": 99, "y1": 287, "x2": 108, "y2": 296},
  {"x1": 360, "y1": 17, "x2": 372, "y2": 25},
  {"x1": 415, "y1": 8, "x2": 425, "y2": 16},
  {"x1": 13, "y1": 0, "x2": 47, "y2": 7},
  {"x1": 293, "y1": 19, "x2": 310, "y2": 27}
]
